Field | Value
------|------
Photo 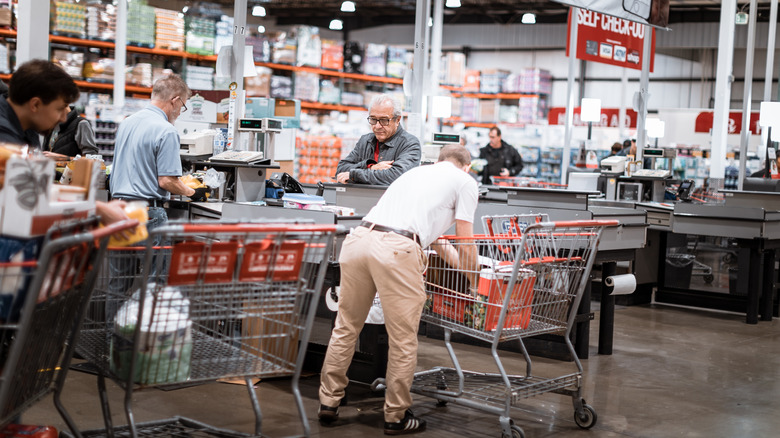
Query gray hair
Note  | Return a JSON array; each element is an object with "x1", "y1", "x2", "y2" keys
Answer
[
  {"x1": 368, "y1": 93, "x2": 403, "y2": 118},
  {"x1": 151, "y1": 74, "x2": 191, "y2": 101},
  {"x1": 438, "y1": 144, "x2": 472, "y2": 167}
]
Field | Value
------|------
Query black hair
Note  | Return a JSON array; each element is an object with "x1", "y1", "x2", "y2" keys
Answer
[
  {"x1": 8, "y1": 59, "x2": 79, "y2": 105},
  {"x1": 623, "y1": 139, "x2": 632, "y2": 149}
]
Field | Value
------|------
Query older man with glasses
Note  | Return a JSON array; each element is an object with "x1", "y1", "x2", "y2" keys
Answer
[{"x1": 335, "y1": 94, "x2": 421, "y2": 185}]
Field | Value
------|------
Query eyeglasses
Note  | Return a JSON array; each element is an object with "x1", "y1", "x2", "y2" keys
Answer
[
  {"x1": 367, "y1": 116, "x2": 396, "y2": 126},
  {"x1": 175, "y1": 96, "x2": 188, "y2": 113}
]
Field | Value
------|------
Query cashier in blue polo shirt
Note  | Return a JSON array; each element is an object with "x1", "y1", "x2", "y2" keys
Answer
[{"x1": 335, "y1": 94, "x2": 421, "y2": 185}]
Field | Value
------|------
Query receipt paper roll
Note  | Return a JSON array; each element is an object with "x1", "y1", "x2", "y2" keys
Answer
[{"x1": 604, "y1": 274, "x2": 636, "y2": 295}]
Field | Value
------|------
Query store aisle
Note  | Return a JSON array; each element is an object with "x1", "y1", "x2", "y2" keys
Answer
[{"x1": 22, "y1": 303, "x2": 780, "y2": 437}]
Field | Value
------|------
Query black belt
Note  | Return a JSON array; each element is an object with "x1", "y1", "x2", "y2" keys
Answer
[
  {"x1": 360, "y1": 221, "x2": 420, "y2": 245},
  {"x1": 114, "y1": 198, "x2": 167, "y2": 208}
]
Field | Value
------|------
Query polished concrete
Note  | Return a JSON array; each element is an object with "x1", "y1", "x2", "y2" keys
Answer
[{"x1": 22, "y1": 303, "x2": 780, "y2": 437}]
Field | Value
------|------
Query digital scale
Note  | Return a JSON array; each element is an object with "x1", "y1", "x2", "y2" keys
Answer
[{"x1": 237, "y1": 117, "x2": 284, "y2": 162}]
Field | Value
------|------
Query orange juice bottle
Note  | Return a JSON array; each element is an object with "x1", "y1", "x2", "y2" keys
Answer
[{"x1": 108, "y1": 201, "x2": 149, "y2": 247}]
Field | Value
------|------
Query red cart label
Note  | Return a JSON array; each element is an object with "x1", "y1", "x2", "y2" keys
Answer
[
  {"x1": 239, "y1": 240, "x2": 305, "y2": 282},
  {"x1": 168, "y1": 241, "x2": 239, "y2": 285}
]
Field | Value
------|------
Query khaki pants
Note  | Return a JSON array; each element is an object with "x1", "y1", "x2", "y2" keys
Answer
[{"x1": 320, "y1": 226, "x2": 427, "y2": 423}]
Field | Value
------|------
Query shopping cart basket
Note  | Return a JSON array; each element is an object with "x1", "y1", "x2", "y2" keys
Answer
[
  {"x1": 0, "y1": 217, "x2": 138, "y2": 427},
  {"x1": 414, "y1": 219, "x2": 618, "y2": 438},
  {"x1": 65, "y1": 222, "x2": 338, "y2": 438}
]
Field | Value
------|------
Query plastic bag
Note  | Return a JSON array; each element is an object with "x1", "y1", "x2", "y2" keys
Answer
[{"x1": 204, "y1": 167, "x2": 226, "y2": 189}]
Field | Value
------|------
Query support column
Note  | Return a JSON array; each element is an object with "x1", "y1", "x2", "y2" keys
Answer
[
  {"x1": 113, "y1": 0, "x2": 128, "y2": 110},
  {"x1": 711, "y1": 0, "x2": 738, "y2": 189},
  {"x1": 562, "y1": 8, "x2": 578, "y2": 185},
  {"x1": 409, "y1": 0, "x2": 428, "y2": 141},
  {"x1": 230, "y1": 0, "x2": 248, "y2": 148},
  {"x1": 426, "y1": 0, "x2": 444, "y2": 140},
  {"x1": 16, "y1": 0, "x2": 50, "y2": 64},
  {"x1": 738, "y1": 0, "x2": 758, "y2": 190},
  {"x1": 635, "y1": 25, "x2": 653, "y2": 163}
]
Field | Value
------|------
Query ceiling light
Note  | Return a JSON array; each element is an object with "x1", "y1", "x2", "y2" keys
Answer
[
  {"x1": 329, "y1": 19, "x2": 343, "y2": 30},
  {"x1": 258, "y1": 25, "x2": 266, "y2": 34},
  {"x1": 445, "y1": 0, "x2": 461, "y2": 8},
  {"x1": 428, "y1": 17, "x2": 433, "y2": 27},
  {"x1": 341, "y1": 1, "x2": 356, "y2": 13},
  {"x1": 252, "y1": 6, "x2": 266, "y2": 17},
  {"x1": 521, "y1": 13, "x2": 536, "y2": 24},
  {"x1": 182, "y1": 6, "x2": 188, "y2": 13}
]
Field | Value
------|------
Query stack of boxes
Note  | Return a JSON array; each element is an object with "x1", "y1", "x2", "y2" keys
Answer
[
  {"x1": 269, "y1": 32, "x2": 297, "y2": 65},
  {"x1": 127, "y1": 0, "x2": 155, "y2": 47},
  {"x1": 271, "y1": 75, "x2": 293, "y2": 99},
  {"x1": 214, "y1": 16, "x2": 233, "y2": 54},
  {"x1": 343, "y1": 41, "x2": 364, "y2": 73},
  {"x1": 185, "y1": 65, "x2": 214, "y2": 91},
  {"x1": 480, "y1": 69, "x2": 510, "y2": 94},
  {"x1": 363, "y1": 43, "x2": 387, "y2": 77},
  {"x1": 51, "y1": 50, "x2": 85, "y2": 78},
  {"x1": 185, "y1": 16, "x2": 216, "y2": 55},
  {"x1": 245, "y1": 66, "x2": 272, "y2": 96},
  {"x1": 386, "y1": 47, "x2": 407, "y2": 79},
  {"x1": 293, "y1": 71, "x2": 320, "y2": 102},
  {"x1": 245, "y1": 35, "x2": 271, "y2": 63},
  {"x1": 155, "y1": 8, "x2": 185, "y2": 51},
  {"x1": 318, "y1": 79, "x2": 341, "y2": 105},
  {"x1": 295, "y1": 26, "x2": 321, "y2": 68},
  {"x1": 126, "y1": 63, "x2": 153, "y2": 88},
  {"x1": 517, "y1": 95, "x2": 548, "y2": 123},
  {"x1": 321, "y1": 40, "x2": 344, "y2": 71},
  {"x1": 86, "y1": 3, "x2": 116, "y2": 41},
  {"x1": 51, "y1": 1, "x2": 87, "y2": 37},
  {"x1": 442, "y1": 52, "x2": 466, "y2": 87}
]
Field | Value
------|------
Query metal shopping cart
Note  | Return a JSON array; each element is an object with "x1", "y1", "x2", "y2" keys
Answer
[
  {"x1": 413, "y1": 219, "x2": 618, "y2": 438},
  {"x1": 489, "y1": 176, "x2": 567, "y2": 190},
  {"x1": 0, "y1": 217, "x2": 138, "y2": 427},
  {"x1": 64, "y1": 222, "x2": 337, "y2": 438}
]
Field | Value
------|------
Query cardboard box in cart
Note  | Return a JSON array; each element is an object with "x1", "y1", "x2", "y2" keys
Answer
[{"x1": 0, "y1": 156, "x2": 99, "y2": 238}]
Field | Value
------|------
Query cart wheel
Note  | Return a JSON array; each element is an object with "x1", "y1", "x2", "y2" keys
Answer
[
  {"x1": 510, "y1": 425, "x2": 525, "y2": 438},
  {"x1": 435, "y1": 400, "x2": 448, "y2": 407},
  {"x1": 722, "y1": 253, "x2": 735, "y2": 264},
  {"x1": 574, "y1": 404, "x2": 598, "y2": 429},
  {"x1": 704, "y1": 274, "x2": 714, "y2": 284}
]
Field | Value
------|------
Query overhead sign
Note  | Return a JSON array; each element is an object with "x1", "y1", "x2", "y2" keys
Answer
[
  {"x1": 694, "y1": 112, "x2": 761, "y2": 135},
  {"x1": 548, "y1": 107, "x2": 638, "y2": 128},
  {"x1": 567, "y1": 9, "x2": 655, "y2": 72},
  {"x1": 552, "y1": 0, "x2": 671, "y2": 29}
]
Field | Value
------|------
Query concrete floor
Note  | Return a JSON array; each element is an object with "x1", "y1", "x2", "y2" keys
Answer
[{"x1": 21, "y1": 302, "x2": 780, "y2": 438}]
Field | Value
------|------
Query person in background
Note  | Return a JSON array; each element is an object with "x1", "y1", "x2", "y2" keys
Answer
[
  {"x1": 43, "y1": 106, "x2": 99, "y2": 158},
  {"x1": 608, "y1": 142, "x2": 623, "y2": 157},
  {"x1": 616, "y1": 138, "x2": 634, "y2": 156},
  {"x1": 0, "y1": 60, "x2": 129, "y2": 260},
  {"x1": 319, "y1": 144, "x2": 478, "y2": 435},
  {"x1": 477, "y1": 126, "x2": 523, "y2": 185},
  {"x1": 335, "y1": 94, "x2": 421, "y2": 185}
]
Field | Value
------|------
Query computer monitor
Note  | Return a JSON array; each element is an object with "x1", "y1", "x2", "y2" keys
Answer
[{"x1": 742, "y1": 177, "x2": 780, "y2": 192}]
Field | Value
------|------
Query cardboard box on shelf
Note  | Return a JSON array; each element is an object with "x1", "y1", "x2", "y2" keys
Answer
[{"x1": 1, "y1": 157, "x2": 99, "y2": 238}]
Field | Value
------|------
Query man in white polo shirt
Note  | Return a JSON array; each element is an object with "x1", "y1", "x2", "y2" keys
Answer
[{"x1": 318, "y1": 144, "x2": 479, "y2": 435}]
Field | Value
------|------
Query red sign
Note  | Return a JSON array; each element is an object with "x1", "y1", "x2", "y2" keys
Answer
[
  {"x1": 567, "y1": 9, "x2": 655, "y2": 72},
  {"x1": 548, "y1": 107, "x2": 638, "y2": 128},
  {"x1": 694, "y1": 111, "x2": 761, "y2": 135}
]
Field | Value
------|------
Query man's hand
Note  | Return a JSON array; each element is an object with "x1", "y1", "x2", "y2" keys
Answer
[
  {"x1": 190, "y1": 187, "x2": 208, "y2": 202},
  {"x1": 500, "y1": 168, "x2": 510, "y2": 177},
  {"x1": 42, "y1": 151, "x2": 71, "y2": 161},
  {"x1": 371, "y1": 160, "x2": 394, "y2": 171},
  {"x1": 96, "y1": 200, "x2": 134, "y2": 240},
  {"x1": 336, "y1": 171, "x2": 351, "y2": 184}
]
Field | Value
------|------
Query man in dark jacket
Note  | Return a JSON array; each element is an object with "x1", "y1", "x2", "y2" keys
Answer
[
  {"x1": 43, "y1": 106, "x2": 99, "y2": 157},
  {"x1": 335, "y1": 94, "x2": 421, "y2": 185},
  {"x1": 478, "y1": 126, "x2": 523, "y2": 185}
]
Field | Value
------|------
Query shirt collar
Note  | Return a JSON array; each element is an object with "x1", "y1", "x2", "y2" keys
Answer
[
  {"x1": 375, "y1": 125, "x2": 405, "y2": 148},
  {"x1": 146, "y1": 104, "x2": 169, "y2": 122}
]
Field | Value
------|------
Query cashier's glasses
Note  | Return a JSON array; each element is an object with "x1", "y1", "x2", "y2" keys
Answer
[
  {"x1": 367, "y1": 116, "x2": 397, "y2": 126},
  {"x1": 175, "y1": 96, "x2": 188, "y2": 113}
]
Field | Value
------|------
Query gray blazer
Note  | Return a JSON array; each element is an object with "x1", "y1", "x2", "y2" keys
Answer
[{"x1": 336, "y1": 126, "x2": 421, "y2": 185}]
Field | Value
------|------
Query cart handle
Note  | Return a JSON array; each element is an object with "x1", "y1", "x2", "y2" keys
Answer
[
  {"x1": 537, "y1": 220, "x2": 620, "y2": 229},
  {"x1": 175, "y1": 223, "x2": 339, "y2": 233},
  {"x1": 92, "y1": 219, "x2": 140, "y2": 239}
]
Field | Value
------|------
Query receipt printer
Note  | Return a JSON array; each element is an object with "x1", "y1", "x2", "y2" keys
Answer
[
  {"x1": 601, "y1": 155, "x2": 628, "y2": 174},
  {"x1": 180, "y1": 131, "x2": 215, "y2": 155}
]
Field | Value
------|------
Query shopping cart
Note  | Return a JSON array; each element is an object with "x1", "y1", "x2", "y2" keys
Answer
[
  {"x1": 0, "y1": 217, "x2": 138, "y2": 427},
  {"x1": 64, "y1": 222, "x2": 337, "y2": 438},
  {"x1": 413, "y1": 219, "x2": 618, "y2": 438},
  {"x1": 490, "y1": 176, "x2": 567, "y2": 190}
]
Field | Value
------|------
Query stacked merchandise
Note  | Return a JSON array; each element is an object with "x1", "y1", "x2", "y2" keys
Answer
[
  {"x1": 343, "y1": 41, "x2": 364, "y2": 74},
  {"x1": 341, "y1": 92, "x2": 364, "y2": 107},
  {"x1": 295, "y1": 26, "x2": 321, "y2": 68},
  {"x1": 271, "y1": 75, "x2": 293, "y2": 99},
  {"x1": 463, "y1": 70, "x2": 480, "y2": 92},
  {"x1": 363, "y1": 43, "x2": 386, "y2": 77},
  {"x1": 126, "y1": 63, "x2": 153, "y2": 88},
  {"x1": 0, "y1": 4, "x2": 11, "y2": 27},
  {"x1": 51, "y1": 1, "x2": 87, "y2": 37},
  {"x1": 442, "y1": 52, "x2": 466, "y2": 87},
  {"x1": 321, "y1": 40, "x2": 343, "y2": 71},
  {"x1": 185, "y1": 16, "x2": 216, "y2": 55},
  {"x1": 244, "y1": 66, "x2": 272, "y2": 96},
  {"x1": 498, "y1": 104, "x2": 518, "y2": 123},
  {"x1": 460, "y1": 97, "x2": 479, "y2": 122},
  {"x1": 517, "y1": 95, "x2": 548, "y2": 123},
  {"x1": 319, "y1": 79, "x2": 341, "y2": 105},
  {"x1": 386, "y1": 47, "x2": 407, "y2": 79},
  {"x1": 127, "y1": 0, "x2": 156, "y2": 47},
  {"x1": 480, "y1": 69, "x2": 510, "y2": 94},
  {"x1": 86, "y1": 3, "x2": 116, "y2": 41},
  {"x1": 214, "y1": 16, "x2": 233, "y2": 54},
  {"x1": 152, "y1": 67, "x2": 174, "y2": 84},
  {"x1": 269, "y1": 31, "x2": 297, "y2": 65},
  {"x1": 91, "y1": 120, "x2": 118, "y2": 158},
  {"x1": 293, "y1": 71, "x2": 320, "y2": 102},
  {"x1": 245, "y1": 35, "x2": 271, "y2": 63},
  {"x1": 82, "y1": 57, "x2": 115, "y2": 82},
  {"x1": 515, "y1": 68, "x2": 552, "y2": 94},
  {"x1": 155, "y1": 8, "x2": 185, "y2": 51},
  {"x1": 297, "y1": 136, "x2": 342, "y2": 184},
  {"x1": 185, "y1": 65, "x2": 214, "y2": 90},
  {"x1": 478, "y1": 99, "x2": 500, "y2": 123},
  {"x1": 0, "y1": 43, "x2": 9, "y2": 74},
  {"x1": 52, "y1": 49, "x2": 85, "y2": 78}
]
